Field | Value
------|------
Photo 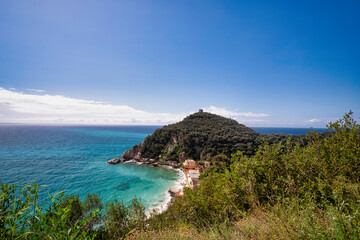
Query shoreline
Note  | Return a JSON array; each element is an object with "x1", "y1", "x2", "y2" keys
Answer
[
  {"x1": 147, "y1": 168, "x2": 186, "y2": 216},
  {"x1": 123, "y1": 159, "x2": 187, "y2": 216}
]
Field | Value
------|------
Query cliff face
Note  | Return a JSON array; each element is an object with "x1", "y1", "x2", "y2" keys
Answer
[{"x1": 117, "y1": 111, "x2": 260, "y2": 163}]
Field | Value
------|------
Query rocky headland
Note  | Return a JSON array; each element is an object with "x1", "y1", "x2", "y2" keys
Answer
[
  {"x1": 107, "y1": 110, "x2": 307, "y2": 167},
  {"x1": 107, "y1": 110, "x2": 262, "y2": 166}
]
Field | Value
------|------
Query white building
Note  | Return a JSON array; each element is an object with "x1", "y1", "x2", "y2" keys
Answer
[{"x1": 188, "y1": 169, "x2": 200, "y2": 179}]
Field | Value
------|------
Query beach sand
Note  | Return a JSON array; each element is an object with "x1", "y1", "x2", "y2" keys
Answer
[{"x1": 146, "y1": 167, "x2": 187, "y2": 217}]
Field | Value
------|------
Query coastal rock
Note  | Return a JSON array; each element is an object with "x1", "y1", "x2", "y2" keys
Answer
[
  {"x1": 121, "y1": 147, "x2": 138, "y2": 161},
  {"x1": 107, "y1": 157, "x2": 123, "y2": 165},
  {"x1": 169, "y1": 161, "x2": 180, "y2": 168},
  {"x1": 164, "y1": 161, "x2": 180, "y2": 168},
  {"x1": 120, "y1": 142, "x2": 145, "y2": 161},
  {"x1": 134, "y1": 152, "x2": 142, "y2": 161},
  {"x1": 141, "y1": 158, "x2": 149, "y2": 163}
]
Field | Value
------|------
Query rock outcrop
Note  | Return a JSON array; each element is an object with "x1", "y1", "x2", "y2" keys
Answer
[
  {"x1": 108, "y1": 150, "x2": 181, "y2": 168},
  {"x1": 121, "y1": 148, "x2": 137, "y2": 161},
  {"x1": 107, "y1": 157, "x2": 124, "y2": 164}
]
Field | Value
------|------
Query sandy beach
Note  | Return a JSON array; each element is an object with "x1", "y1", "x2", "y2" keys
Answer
[{"x1": 146, "y1": 167, "x2": 187, "y2": 216}]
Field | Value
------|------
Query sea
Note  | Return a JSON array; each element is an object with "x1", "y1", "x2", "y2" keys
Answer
[
  {"x1": 252, "y1": 127, "x2": 327, "y2": 135},
  {"x1": 0, "y1": 125, "x2": 326, "y2": 210}
]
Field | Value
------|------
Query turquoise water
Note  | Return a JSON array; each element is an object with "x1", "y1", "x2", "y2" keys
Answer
[
  {"x1": 0, "y1": 125, "x2": 181, "y2": 210},
  {"x1": 0, "y1": 125, "x2": 326, "y2": 210}
]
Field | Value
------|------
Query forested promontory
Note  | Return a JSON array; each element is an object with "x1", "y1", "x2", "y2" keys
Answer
[{"x1": 118, "y1": 110, "x2": 307, "y2": 163}]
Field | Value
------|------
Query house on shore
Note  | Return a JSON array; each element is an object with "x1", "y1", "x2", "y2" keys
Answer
[
  {"x1": 183, "y1": 159, "x2": 196, "y2": 169},
  {"x1": 182, "y1": 159, "x2": 206, "y2": 188},
  {"x1": 188, "y1": 169, "x2": 201, "y2": 188},
  {"x1": 188, "y1": 169, "x2": 200, "y2": 179}
]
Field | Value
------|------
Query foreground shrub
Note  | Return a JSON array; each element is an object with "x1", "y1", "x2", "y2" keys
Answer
[
  {"x1": 148, "y1": 112, "x2": 360, "y2": 237},
  {"x1": 0, "y1": 182, "x2": 99, "y2": 239},
  {"x1": 105, "y1": 197, "x2": 146, "y2": 239},
  {"x1": 0, "y1": 182, "x2": 146, "y2": 239}
]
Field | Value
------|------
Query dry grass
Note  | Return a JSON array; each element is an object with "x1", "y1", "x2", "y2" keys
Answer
[
  {"x1": 234, "y1": 207, "x2": 298, "y2": 239},
  {"x1": 125, "y1": 226, "x2": 207, "y2": 240},
  {"x1": 125, "y1": 224, "x2": 245, "y2": 240},
  {"x1": 125, "y1": 201, "x2": 360, "y2": 240}
]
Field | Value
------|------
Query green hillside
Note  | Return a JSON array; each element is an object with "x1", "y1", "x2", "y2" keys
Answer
[
  {"x1": 138, "y1": 111, "x2": 260, "y2": 161},
  {"x1": 127, "y1": 111, "x2": 307, "y2": 162}
]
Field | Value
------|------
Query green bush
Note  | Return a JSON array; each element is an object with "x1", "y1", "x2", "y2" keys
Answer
[
  {"x1": 0, "y1": 182, "x2": 99, "y2": 239},
  {"x1": 148, "y1": 111, "x2": 360, "y2": 239},
  {"x1": 0, "y1": 182, "x2": 146, "y2": 239},
  {"x1": 104, "y1": 197, "x2": 145, "y2": 239}
]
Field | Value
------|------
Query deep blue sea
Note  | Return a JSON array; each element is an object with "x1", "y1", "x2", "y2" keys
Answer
[{"x1": 0, "y1": 125, "x2": 326, "y2": 210}]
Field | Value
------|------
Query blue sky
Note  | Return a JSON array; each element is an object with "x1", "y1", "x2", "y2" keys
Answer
[{"x1": 0, "y1": 1, "x2": 359, "y2": 126}]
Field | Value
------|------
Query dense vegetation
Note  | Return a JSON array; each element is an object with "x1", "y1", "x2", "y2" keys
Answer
[
  {"x1": 142, "y1": 111, "x2": 360, "y2": 239},
  {"x1": 0, "y1": 182, "x2": 147, "y2": 239},
  {"x1": 136, "y1": 111, "x2": 307, "y2": 161},
  {"x1": 1, "y1": 112, "x2": 359, "y2": 239},
  {"x1": 139, "y1": 111, "x2": 258, "y2": 160}
]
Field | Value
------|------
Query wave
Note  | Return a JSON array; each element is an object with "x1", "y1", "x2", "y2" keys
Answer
[{"x1": 146, "y1": 168, "x2": 186, "y2": 217}]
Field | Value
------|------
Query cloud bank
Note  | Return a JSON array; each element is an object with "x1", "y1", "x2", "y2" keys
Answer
[
  {"x1": 304, "y1": 118, "x2": 328, "y2": 127},
  {"x1": 0, "y1": 87, "x2": 269, "y2": 125},
  {"x1": 203, "y1": 106, "x2": 270, "y2": 118},
  {"x1": 305, "y1": 118, "x2": 322, "y2": 123}
]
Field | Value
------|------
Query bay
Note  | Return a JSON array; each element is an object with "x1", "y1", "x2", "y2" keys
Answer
[{"x1": 0, "y1": 125, "x2": 180, "y2": 211}]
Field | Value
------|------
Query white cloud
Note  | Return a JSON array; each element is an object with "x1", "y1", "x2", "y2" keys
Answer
[
  {"x1": 203, "y1": 106, "x2": 270, "y2": 118},
  {"x1": 27, "y1": 88, "x2": 46, "y2": 93},
  {"x1": 305, "y1": 118, "x2": 322, "y2": 123},
  {"x1": 0, "y1": 87, "x2": 271, "y2": 125},
  {"x1": 0, "y1": 87, "x2": 185, "y2": 125}
]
